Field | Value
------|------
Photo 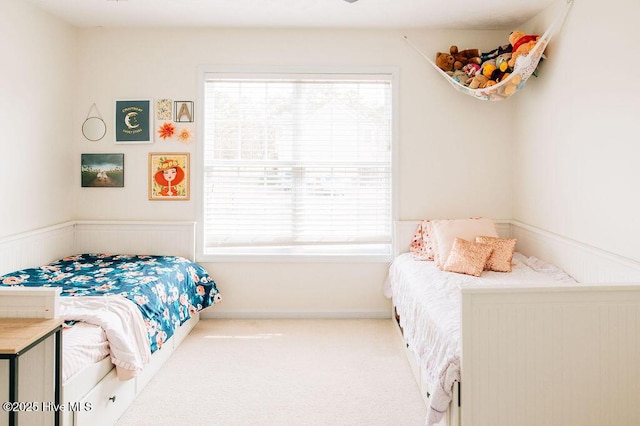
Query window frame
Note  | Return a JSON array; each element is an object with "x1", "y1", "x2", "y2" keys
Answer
[{"x1": 195, "y1": 65, "x2": 399, "y2": 263}]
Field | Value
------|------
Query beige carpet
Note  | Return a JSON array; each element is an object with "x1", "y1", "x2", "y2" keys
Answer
[{"x1": 117, "y1": 319, "x2": 427, "y2": 426}]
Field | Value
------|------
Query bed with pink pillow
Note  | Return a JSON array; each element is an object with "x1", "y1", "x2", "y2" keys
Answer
[{"x1": 385, "y1": 218, "x2": 578, "y2": 426}]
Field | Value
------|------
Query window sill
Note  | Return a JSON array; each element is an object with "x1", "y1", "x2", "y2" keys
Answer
[{"x1": 196, "y1": 252, "x2": 392, "y2": 264}]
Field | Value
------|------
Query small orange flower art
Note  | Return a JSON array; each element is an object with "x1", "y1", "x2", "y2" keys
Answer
[
  {"x1": 177, "y1": 127, "x2": 192, "y2": 143},
  {"x1": 157, "y1": 122, "x2": 176, "y2": 140}
]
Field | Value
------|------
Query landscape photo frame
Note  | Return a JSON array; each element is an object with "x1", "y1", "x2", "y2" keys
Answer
[{"x1": 81, "y1": 153, "x2": 124, "y2": 188}]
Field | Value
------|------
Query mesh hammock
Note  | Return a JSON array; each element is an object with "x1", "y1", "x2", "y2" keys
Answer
[{"x1": 404, "y1": 0, "x2": 573, "y2": 101}]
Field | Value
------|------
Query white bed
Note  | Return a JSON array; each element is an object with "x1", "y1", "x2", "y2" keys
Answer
[
  {"x1": 388, "y1": 220, "x2": 640, "y2": 426},
  {"x1": 0, "y1": 221, "x2": 214, "y2": 426}
]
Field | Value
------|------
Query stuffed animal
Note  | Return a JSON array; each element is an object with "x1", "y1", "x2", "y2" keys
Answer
[
  {"x1": 466, "y1": 74, "x2": 490, "y2": 89},
  {"x1": 499, "y1": 73, "x2": 523, "y2": 97},
  {"x1": 447, "y1": 69, "x2": 468, "y2": 84},
  {"x1": 435, "y1": 51, "x2": 456, "y2": 72},
  {"x1": 495, "y1": 53, "x2": 512, "y2": 73},
  {"x1": 493, "y1": 71, "x2": 510, "y2": 84},
  {"x1": 435, "y1": 45, "x2": 482, "y2": 72},
  {"x1": 467, "y1": 58, "x2": 504, "y2": 89},
  {"x1": 480, "y1": 59, "x2": 497, "y2": 79},
  {"x1": 450, "y1": 46, "x2": 482, "y2": 69},
  {"x1": 507, "y1": 31, "x2": 539, "y2": 68},
  {"x1": 480, "y1": 44, "x2": 512, "y2": 63},
  {"x1": 462, "y1": 63, "x2": 480, "y2": 78}
]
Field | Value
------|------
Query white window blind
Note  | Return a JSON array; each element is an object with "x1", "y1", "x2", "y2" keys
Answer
[{"x1": 202, "y1": 71, "x2": 393, "y2": 256}]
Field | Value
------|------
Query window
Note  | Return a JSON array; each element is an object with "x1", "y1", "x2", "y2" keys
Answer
[{"x1": 199, "y1": 69, "x2": 394, "y2": 260}]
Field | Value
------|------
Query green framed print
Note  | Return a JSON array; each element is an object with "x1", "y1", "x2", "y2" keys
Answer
[
  {"x1": 81, "y1": 153, "x2": 124, "y2": 187},
  {"x1": 115, "y1": 99, "x2": 152, "y2": 143}
]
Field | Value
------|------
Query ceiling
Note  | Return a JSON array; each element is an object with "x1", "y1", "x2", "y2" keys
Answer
[{"x1": 23, "y1": 0, "x2": 557, "y2": 30}]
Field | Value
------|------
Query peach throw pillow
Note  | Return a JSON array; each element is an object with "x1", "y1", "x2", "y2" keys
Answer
[
  {"x1": 475, "y1": 236, "x2": 517, "y2": 272},
  {"x1": 431, "y1": 218, "x2": 498, "y2": 267},
  {"x1": 442, "y1": 238, "x2": 493, "y2": 277}
]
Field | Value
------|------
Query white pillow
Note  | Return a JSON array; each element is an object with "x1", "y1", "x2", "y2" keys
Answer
[{"x1": 431, "y1": 218, "x2": 499, "y2": 267}]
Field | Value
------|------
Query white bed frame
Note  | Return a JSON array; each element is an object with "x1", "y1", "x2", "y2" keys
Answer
[
  {"x1": 393, "y1": 220, "x2": 640, "y2": 426},
  {"x1": 0, "y1": 221, "x2": 201, "y2": 426}
]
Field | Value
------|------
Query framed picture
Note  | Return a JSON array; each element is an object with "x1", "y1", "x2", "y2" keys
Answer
[
  {"x1": 81, "y1": 153, "x2": 124, "y2": 188},
  {"x1": 115, "y1": 99, "x2": 153, "y2": 143},
  {"x1": 156, "y1": 98, "x2": 173, "y2": 121},
  {"x1": 149, "y1": 152, "x2": 190, "y2": 200},
  {"x1": 174, "y1": 101, "x2": 194, "y2": 123}
]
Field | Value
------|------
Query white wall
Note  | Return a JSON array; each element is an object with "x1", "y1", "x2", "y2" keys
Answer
[
  {"x1": 15, "y1": 0, "x2": 635, "y2": 316},
  {"x1": 6, "y1": 0, "x2": 638, "y2": 315},
  {"x1": 74, "y1": 27, "x2": 514, "y2": 317},
  {"x1": 513, "y1": 0, "x2": 640, "y2": 263},
  {"x1": 0, "y1": 0, "x2": 76, "y2": 238},
  {"x1": 74, "y1": 28, "x2": 513, "y2": 223},
  {"x1": 396, "y1": 29, "x2": 515, "y2": 222}
]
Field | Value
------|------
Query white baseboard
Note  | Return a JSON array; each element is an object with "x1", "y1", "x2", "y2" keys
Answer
[{"x1": 201, "y1": 310, "x2": 391, "y2": 319}]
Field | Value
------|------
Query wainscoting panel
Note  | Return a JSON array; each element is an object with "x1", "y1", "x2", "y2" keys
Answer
[
  {"x1": 0, "y1": 222, "x2": 75, "y2": 276},
  {"x1": 510, "y1": 221, "x2": 640, "y2": 283},
  {"x1": 74, "y1": 221, "x2": 196, "y2": 260}
]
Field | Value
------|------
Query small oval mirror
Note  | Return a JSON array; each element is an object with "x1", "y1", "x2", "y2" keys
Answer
[{"x1": 82, "y1": 117, "x2": 107, "y2": 141}]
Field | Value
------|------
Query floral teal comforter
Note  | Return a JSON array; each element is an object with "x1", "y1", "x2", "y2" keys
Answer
[{"x1": 0, "y1": 254, "x2": 222, "y2": 353}]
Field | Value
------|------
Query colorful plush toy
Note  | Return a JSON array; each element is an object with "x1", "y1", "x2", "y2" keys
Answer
[
  {"x1": 480, "y1": 59, "x2": 497, "y2": 79},
  {"x1": 448, "y1": 69, "x2": 468, "y2": 84},
  {"x1": 480, "y1": 44, "x2": 512, "y2": 63},
  {"x1": 462, "y1": 63, "x2": 480, "y2": 78},
  {"x1": 433, "y1": 29, "x2": 542, "y2": 93},
  {"x1": 499, "y1": 73, "x2": 523, "y2": 97},
  {"x1": 466, "y1": 74, "x2": 490, "y2": 89},
  {"x1": 507, "y1": 31, "x2": 539, "y2": 68},
  {"x1": 495, "y1": 53, "x2": 512, "y2": 73},
  {"x1": 435, "y1": 45, "x2": 482, "y2": 72}
]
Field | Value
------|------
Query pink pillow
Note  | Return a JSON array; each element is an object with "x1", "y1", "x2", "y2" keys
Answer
[
  {"x1": 431, "y1": 218, "x2": 498, "y2": 267},
  {"x1": 442, "y1": 238, "x2": 494, "y2": 277},
  {"x1": 410, "y1": 220, "x2": 437, "y2": 261},
  {"x1": 475, "y1": 236, "x2": 517, "y2": 272}
]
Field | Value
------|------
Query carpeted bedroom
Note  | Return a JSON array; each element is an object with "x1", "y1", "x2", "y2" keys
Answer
[{"x1": 117, "y1": 319, "x2": 427, "y2": 425}]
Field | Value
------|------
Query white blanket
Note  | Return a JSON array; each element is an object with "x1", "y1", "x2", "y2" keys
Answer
[
  {"x1": 62, "y1": 322, "x2": 110, "y2": 383},
  {"x1": 387, "y1": 253, "x2": 578, "y2": 425},
  {"x1": 59, "y1": 296, "x2": 151, "y2": 380}
]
